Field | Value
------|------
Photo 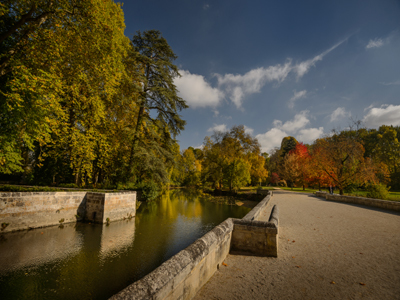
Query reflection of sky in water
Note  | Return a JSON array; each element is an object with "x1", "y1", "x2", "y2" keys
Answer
[
  {"x1": 0, "y1": 189, "x2": 250, "y2": 300},
  {"x1": 99, "y1": 221, "x2": 135, "y2": 261},
  {"x1": 0, "y1": 223, "x2": 83, "y2": 274}
]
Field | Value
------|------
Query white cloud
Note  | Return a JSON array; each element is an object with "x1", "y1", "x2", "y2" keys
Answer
[
  {"x1": 366, "y1": 38, "x2": 384, "y2": 49},
  {"x1": 203, "y1": 4, "x2": 210, "y2": 10},
  {"x1": 175, "y1": 70, "x2": 224, "y2": 108},
  {"x1": 207, "y1": 124, "x2": 228, "y2": 133},
  {"x1": 330, "y1": 107, "x2": 351, "y2": 122},
  {"x1": 216, "y1": 61, "x2": 292, "y2": 108},
  {"x1": 288, "y1": 90, "x2": 307, "y2": 108},
  {"x1": 363, "y1": 104, "x2": 400, "y2": 127},
  {"x1": 273, "y1": 110, "x2": 310, "y2": 133},
  {"x1": 256, "y1": 128, "x2": 288, "y2": 153},
  {"x1": 380, "y1": 80, "x2": 400, "y2": 86},
  {"x1": 256, "y1": 111, "x2": 323, "y2": 152},
  {"x1": 214, "y1": 38, "x2": 346, "y2": 108},
  {"x1": 244, "y1": 125, "x2": 254, "y2": 135},
  {"x1": 296, "y1": 127, "x2": 324, "y2": 144},
  {"x1": 294, "y1": 38, "x2": 347, "y2": 78}
]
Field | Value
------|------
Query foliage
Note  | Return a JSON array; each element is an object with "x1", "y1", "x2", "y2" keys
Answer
[
  {"x1": 201, "y1": 125, "x2": 267, "y2": 191},
  {"x1": 366, "y1": 183, "x2": 390, "y2": 200},
  {"x1": 312, "y1": 133, "x2": 381, "y2": 195},
  {"x1": 1, "y1": 4, "x2": 187, "y2": 199}
]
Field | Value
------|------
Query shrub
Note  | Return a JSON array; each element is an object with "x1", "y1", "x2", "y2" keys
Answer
[
  {"x1": 366, "y1": 183, "x2": 390, "y2": 200},
  {"x1": 277, "y1": 180, "x2": 287, "y2": 187}
]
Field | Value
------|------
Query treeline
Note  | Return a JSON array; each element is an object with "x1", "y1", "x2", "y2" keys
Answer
[
  {"x1": 170, "y1": 125, "x2": 268, "y2": 191},
  {"x1": 0, "y1": 0, "x2": 187, "y2": 198},
  {"x1": 267, "y1": 125, "x2": 400, "y2": 195}
]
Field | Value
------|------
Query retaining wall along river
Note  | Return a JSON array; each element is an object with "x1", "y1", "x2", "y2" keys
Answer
[{"x1": 0, "y1": 191, "x2": 136, "y2": 233}]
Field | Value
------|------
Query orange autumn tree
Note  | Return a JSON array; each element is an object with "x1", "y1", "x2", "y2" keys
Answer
[
  {"x1": 312, "y1": 133, "x2": 379, "y2": 195},
  {"x1": 288, "y1": 142, "x2": 312, "y2": 190}
]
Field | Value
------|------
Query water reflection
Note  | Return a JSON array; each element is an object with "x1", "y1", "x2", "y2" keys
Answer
[{"x1": 0, "y1": 189, "x2": 250, "y2": 300}]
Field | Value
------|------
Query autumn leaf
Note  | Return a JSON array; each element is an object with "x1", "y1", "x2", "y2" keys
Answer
[
  {"x1": 222, "y1": 262, "x2": 228, "y2": 267},
  {"x1": 330, "y1": 281, "x2": 335, "y2": 284},
  {"x1": 295, "y1": 265, "x2": 301, "y2": 268},
  {"x1": 359, "y1": 282, "x2": 366, "y2": 286}
]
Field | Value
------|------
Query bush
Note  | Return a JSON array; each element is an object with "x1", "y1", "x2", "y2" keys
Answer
[
  {"x1": 344, "y1": 184, "x2": 358, "y2": 194},
  {"x1": 277, "y1": 180, "x2": 287, "y2": 187},
  {"x1": 366, "y1": 183, "x2": 390, "y2": 200}
]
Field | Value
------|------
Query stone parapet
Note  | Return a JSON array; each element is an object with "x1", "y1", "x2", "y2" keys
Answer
[
  {"x1": 110, "y1": 192, "x2": 279, "y2": 300},
  {"x1": 315, "y1": 191, "x2": 400, "y2": 212}
]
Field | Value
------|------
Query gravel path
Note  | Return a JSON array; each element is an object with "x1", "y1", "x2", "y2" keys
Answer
[{"x1": 194, "y1": 190, "x2": 400, "y2": 300}]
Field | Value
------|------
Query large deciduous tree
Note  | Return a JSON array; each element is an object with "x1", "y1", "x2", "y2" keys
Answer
[{"x1": 312, "y1": 133, "x2": 380, "y2": 195}]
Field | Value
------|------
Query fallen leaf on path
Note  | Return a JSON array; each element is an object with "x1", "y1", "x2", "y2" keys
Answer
[
  {"x1": 330, "y1": 281, "x2": 335, "y2": 284},
  {"x1": 295, "y1": 265, "x2": 301, "y2": 268},
  {"x1": 222, "y1": 262, "x2": 228, "y2": 266},
  {"x1": 292, "y1": 240, "x2": 295, "y2": 243},
  {"x1": 359, "y1": 282, "x2": 365, "y2": 286},
  {"x1": 41, "y1": 232, "x2": 43, "y2": 234},
  {"x1": 359, "y1": 253, "x2": 363, "y2": 254},
  {"x1": 292, "y1": 256, "x2": 295, "y2": 258}
]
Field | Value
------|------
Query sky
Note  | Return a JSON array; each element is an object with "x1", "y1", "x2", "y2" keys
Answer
[{"x1": 121, "y1": 0, "x2": 400, "y2": 153}]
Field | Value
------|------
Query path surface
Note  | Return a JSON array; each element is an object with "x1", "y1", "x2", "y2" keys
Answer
[{"x1": 194, "y1": 190, "x2": 400, "y2": 300}]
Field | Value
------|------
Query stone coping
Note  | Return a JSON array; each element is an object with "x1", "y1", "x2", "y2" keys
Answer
[
  {"x1": 315, "y1": 191, "x2": 400, "y2": 212},
  {"x1": 243, "y1": 191, "x2": 272, "y2": 221}
]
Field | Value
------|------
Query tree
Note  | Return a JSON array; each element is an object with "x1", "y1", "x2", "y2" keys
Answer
[
  {"x1": 0, "y1": 0, "x2": 131, "y2": 185},
  {"x1": 288, "y1": 143, "x2": 311, "y2": 190},
  {"x1": 125, "y1": 30, "x2": 188, "y2": 183},
  {"x1": 281, "y1": 154, "x2": 300, "y2": 189},
  {"x1": 313, "y1": 133, "x2": 379, "y2": 195},
  {"x1": 202, "y1": 125, "x2": 266, "y2": 191}
]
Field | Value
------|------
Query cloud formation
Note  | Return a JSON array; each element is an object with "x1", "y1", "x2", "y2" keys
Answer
[
  {"x1": 178, "y1": 38, "x2": 347, "y2": 110},
  {"x1": 363, "y1": 104, "x2": 400, "y2": 127},
  {"x1": 330, "y1": 107, "x2": 351, "y2": 122},
  {"x1": 213, "y1": 39, "x2": 346, "y2": 109},
  {"x1": 216, "y1": 61, "x2": 292, "y2": 108},
  {"x1": 207, "y1": 123, "x2": 228, "y2": 133},
  {"x1": 366, "y1": 38, "x2": 384, "y2": 49},
  {"x1": 256, "y1": 111, "x2": 324, "y2": 152},
  {"x1": 380, "y1": 80, "x2": 400, "y2": 86},
  {"x1": 175, "y1": 70, "x2": 224, "y2": 108},
  {"x1": 288, "y1": 90, "x2": 307, "y2": 108},
  {"x1": 294, "y1": 38, "x2": 347, "y2": 78}
]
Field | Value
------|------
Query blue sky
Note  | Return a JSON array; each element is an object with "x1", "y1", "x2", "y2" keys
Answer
[{"x1": 122, "y1": 0, "x2": 400, "y2": 152}]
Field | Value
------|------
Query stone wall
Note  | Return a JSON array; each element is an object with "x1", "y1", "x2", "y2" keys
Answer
[
  {"x1": 110, "y1": 218, "x2": 234, "y2": 300},
  {"x1": 315, "y1": 191, "x2": 400, "y2": 212},
  {"x1": 111, "y1": 192, "x2": 279, "y2": 300},
  {"x1": 0, "y1": 191, "x2": 136, "y2": 233}
]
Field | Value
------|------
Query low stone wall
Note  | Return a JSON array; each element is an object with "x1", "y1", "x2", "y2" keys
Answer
[
  {"x1": 243, "y1": 192, "x2": 272, "y2": 221},
  {"x1": 111, "y1": 192, "x2": 279, "y2": 300},
  {"x1": 110, "y1": 218, "x2": 234, "y2": 300},
  {"x1": 231, "y1": 217, "x2": 278, "y2": 257},
  {"x1": 85, "y1": 192, "x2": 136, "y2": 223},
  {"x1": 0, "y1": 191, "x2": 136, "y2": 233},
  {"x1": 315, "y1": 191, "x2": 400, "y2": 212}
]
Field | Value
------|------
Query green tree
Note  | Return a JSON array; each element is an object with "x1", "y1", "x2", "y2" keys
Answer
[{"x1": 125, "y1": 30, "x2": 188, "y2": 184}]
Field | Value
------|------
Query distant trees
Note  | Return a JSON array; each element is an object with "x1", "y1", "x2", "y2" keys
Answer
[
  {"x1": 178, "y1": 125, "x2": 268, "y2": 191},
  {"x1": 272, "y1": 125, "x2": 398, "y2": 194}
]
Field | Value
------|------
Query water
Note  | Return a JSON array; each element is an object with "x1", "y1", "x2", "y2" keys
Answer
[{"x1": 0, "y1": 189, "x2": 250, "y2": 300}]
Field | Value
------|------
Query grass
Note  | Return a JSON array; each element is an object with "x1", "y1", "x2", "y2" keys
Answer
[{"x1": 0, "y1": 184, "x2": 119, "y2": 193}]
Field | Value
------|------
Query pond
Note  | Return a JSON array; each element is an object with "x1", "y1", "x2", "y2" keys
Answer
[{"x1": 0, "y1": 189, "x2": 250, "y2": 300}]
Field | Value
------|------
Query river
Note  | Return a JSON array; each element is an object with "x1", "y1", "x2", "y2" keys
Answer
[{"x1": 0, "y1": 189, "x2": 250, "y2": 300}]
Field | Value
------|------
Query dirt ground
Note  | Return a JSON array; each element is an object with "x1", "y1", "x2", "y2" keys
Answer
[{"x1": 194, "y1": 190, "x2": 400, "y2": 300}]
